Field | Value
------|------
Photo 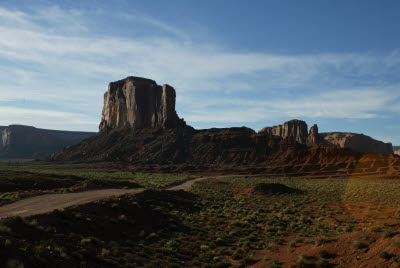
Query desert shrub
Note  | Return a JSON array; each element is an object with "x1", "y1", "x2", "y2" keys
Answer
[
  {"x1": 268, "y1": 260, "x2": 281, "y2": 268},
  {"x1": 296, "y1": 254, "x2": 310, "y2": 267},
  {"x1": 215, "y1": 261, "x2": 232, "y2": 268},
  {"x1": 318, "y1": 249, "x2": 329, "y2": 258},
  {"x1": 200, "y1": 245, "x2": 210, "y2": 251},
  {"x1": 0, "y1": 224, "x2": 12, "y2": 235},
  {"x1": 4, "y1": 239, "x2": 12, "y2": 247},
  {"x1": 382, "y1": 229, "x2": 396, "y2": 238},
  {"x1": 316, "y1": 258, "x2": 330, "y2": 268},
  {"x1": 100, "y1": 248, "x2": 110, "y2": 258},
  {"x1": 232, "y1": 248, "x2": 244, "y2": 260},
  {"x1": 353, "y1": 241, "x2": 368, "y2": 249},
  {"x1": 81, "y1": 236, "x2": 101, "y2": 246},
  {"x1": 6, "y1": 259, "x2": 24, "y2": 268},
  {"x1": 378, "y1": 251, "x2": 390, "y2": 259}
]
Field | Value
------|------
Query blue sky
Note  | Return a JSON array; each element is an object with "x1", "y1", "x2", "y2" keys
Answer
[{"x1": 0, "y1": 0, "x2": 399, "y2": 145}]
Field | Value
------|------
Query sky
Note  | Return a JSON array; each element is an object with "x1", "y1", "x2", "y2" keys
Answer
[{"x1": 0, "y1": 0, "x2": 399, "y2": 144}]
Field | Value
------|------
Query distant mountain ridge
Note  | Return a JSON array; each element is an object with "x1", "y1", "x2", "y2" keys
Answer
[{"x1": 0, "y1": 125, "x2": 95, "y2": 159}]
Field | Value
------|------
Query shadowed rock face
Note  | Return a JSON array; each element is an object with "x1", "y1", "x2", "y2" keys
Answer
[
  {"x1": 99, "y1": 77, "x2": 180, "y2": 131},
  {"x1": 320, "y1": 132, "x2": 394, "y2": 155},
  {"x1": 258, "y1": 119, "x2": 311, "y2": 144}
]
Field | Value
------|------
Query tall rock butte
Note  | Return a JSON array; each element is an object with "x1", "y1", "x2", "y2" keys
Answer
[{"x1": 99, "y1": 77, "x2": 181, "y2": 131}]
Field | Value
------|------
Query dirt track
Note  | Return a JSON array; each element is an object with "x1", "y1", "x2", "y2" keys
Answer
[{"x1": 0, "y1": 176, "x2": 220, "y2": 220}]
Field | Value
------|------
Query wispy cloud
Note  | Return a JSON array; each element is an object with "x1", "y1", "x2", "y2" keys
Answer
[
  {"x1": 0, "y1": 106, "x2": 98, "y2": 131},
  {"x1": 182, "y1": 88, "x2": 396, "y2": 124}
]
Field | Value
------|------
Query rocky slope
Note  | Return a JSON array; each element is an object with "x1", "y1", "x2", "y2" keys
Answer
[
  {"x1": 320, "y1": 132, "x2": 393, "y2": 155},
  {"x1": 51, "y1": 76, "x2": 400, "y2": 176},
  {"x1": 0, "y1": 125, "x2": 94, "y2": 159}
]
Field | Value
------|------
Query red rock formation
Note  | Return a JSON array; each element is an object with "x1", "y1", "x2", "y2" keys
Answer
[
  {"x1": 320, "y1": 132, "x2": 393, "y2": 155},
  {"x1": 394, "y1": 146, "x2": 400, "y2": 156},
  {"x1": 258, "y1": 119, "x2": 314, "y2": 145},
  {"x1": 99, "y1": 77, "x2": 181, "y2": 131},
  {"x1": 51, "y1": 76, "x2": 400, "y2": 176},
  {"x1": 307, "y1": 124, "x2": 321, "y2": 146}
]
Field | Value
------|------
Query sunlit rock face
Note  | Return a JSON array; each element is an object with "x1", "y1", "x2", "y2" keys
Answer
[
  {"x1": 320, "y1": 132, "x2": 394, "y2": 155},
  {"x1": 258, "y1": 119, "x2": 310, "y2": 144},
  {"x1": 99, "y1": 77, "x2": 180, "y2": 131}
]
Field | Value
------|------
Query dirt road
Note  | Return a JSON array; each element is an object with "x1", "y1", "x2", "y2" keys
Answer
[{"x1": 0, "y1": 175, "x2": 220, "y2": 220}]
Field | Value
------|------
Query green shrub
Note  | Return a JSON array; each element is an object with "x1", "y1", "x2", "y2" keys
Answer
[
  {"x1": 200, "y1": 245, "x2": 210, "y2": 251},
  {"x1": 4, "y1": 239, "x2": 12, "y2": 247},
  {"x1": 0, "y1": 224, "x2": 12, "y2": 235},
  {"x1": 6, "y1": 259, "x2": 24, "y2": 268},
  {"x1": 100, "y1": 248, "x2": 110, "y2": 258}
]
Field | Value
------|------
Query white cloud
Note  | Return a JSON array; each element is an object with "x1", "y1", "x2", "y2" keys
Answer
[
  {"x1": 182, "y1": 88, "x2": 397, "y2": 124},
  {"x1": 0, "y1": 106, "x2": 98, "y2": 131}
]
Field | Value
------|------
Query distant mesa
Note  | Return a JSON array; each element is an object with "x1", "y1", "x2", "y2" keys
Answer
[
  {"x1": 320, "y1": 132, "x2": 393, "y2": 155},
  {"x1": 0, "y1": 125, "x2": 94, "y2": 159}
]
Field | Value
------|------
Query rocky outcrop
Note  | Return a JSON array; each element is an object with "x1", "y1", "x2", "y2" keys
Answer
[
  {"x1": 258, "y1": 119, "x2": 319, "y2": 145},
  {"x1": 394, "y1": 146, "x2": 400, "y2": 156},
  {"x1": 99, "y1": 77, "x2": 182, "y2": 131},
  {"x1": 307, "y1": 124, "x2": 321, "y2": 146},
  {"x1": 0, "y1": 125, "x2": 94, "y2": 159},
  {"x1": 320, "y1": 132, "x2": 393, "y2": 155}
]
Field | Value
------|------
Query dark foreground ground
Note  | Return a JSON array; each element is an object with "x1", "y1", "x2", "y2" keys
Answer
[{"x1": 0, "y1": 161, "x2": 400, "y2": 267}]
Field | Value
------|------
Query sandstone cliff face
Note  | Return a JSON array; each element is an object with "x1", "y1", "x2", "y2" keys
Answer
[
  {"x1": 394, "y1": 146, "x2": 400, "y2": 156},
  {"x1": 258, "y1": 119, "x2": 317, "y2": 145},
  {"x1": 320, "y1": 132, "x2": 393, "y2": 155},
  {"x1": 99, "y1": 77, "x2": 181, "y2": 131}
]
